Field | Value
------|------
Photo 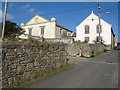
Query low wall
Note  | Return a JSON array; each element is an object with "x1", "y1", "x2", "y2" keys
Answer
[
  {"x1": 44, "y1": 38, "x2": 73, "y2": 45},
  {"x1": 29, "y1": 37, "x2": 73, "y2": 45},
  {"x1": 105, "y1": 45, "x2": 112, "y2": 51},
  {"x1": 67, "y1": 43, "x2": 105, "y2": 57},
  {"x1": 2, "y1": 41, "x2": 68, "y2": 87}
]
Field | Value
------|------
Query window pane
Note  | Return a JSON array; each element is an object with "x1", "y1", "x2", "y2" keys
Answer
[
  {"x1": 28, "y1": 28, "x2": 33, "y2": 36},
  {"x1": 96, "y1": 24, "x2": 102, "y2": 33},
  {"x1": 96, "y1": 36, "x2": 99, "y2": 42},
  {"x1": 97, "y1": 25, "x2": 99, "y2": 33},
  {"x1": 41, "y1": 28, "x2": 44, "y2": 35},
  {"x1": 40, "y1": 26, "x2": 45, "y2": 35},
  {"x1": 85, "y1": 25, "x2": 89, "y2": 34},
  {"x1": 60, "y1": 28, "x2": 62, "y2": 34},
  {"x1": 85, "y1": 37, "x2": 89, "y2": 42},
  {"x1": 96, "y1": 36, "x2": 102, "y2": 42}
]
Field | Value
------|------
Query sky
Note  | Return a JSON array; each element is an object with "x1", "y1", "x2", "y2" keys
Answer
[{"x1": 1, "y1": 2, "x2": 119, "y2": 41}]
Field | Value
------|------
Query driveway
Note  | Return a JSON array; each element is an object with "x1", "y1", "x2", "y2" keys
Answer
[{"x1": 24, "y1": 50, "x2": 118, "y2": 88}]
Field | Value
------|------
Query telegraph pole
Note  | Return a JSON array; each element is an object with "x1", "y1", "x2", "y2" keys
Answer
[
  {"x1": 2, "y1": 0, "x2": 8, "y2": 40},
  {"x1": 98, "y1": 2, "x2": 101, "y2": 43}
]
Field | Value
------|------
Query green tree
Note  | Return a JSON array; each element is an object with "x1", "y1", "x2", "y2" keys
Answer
[{"x1": 0, "y1": 20, "x2": 25, "y2": 38}]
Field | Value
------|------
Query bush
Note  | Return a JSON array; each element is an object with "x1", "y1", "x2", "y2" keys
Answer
[
  {"x1": 74, "y1": 40, "x2": 88, "y2": 44},
  {"x1": 74, "y1": 40, "x2": 81, "y2": 44}
]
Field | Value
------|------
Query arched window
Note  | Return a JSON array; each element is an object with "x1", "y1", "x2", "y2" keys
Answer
[
  {"x1": 85, "y1": 25, "x2": 89, "y2": 34},
  {"x1": 96, "y1": 24, "x2": 102, "y2": 33}
]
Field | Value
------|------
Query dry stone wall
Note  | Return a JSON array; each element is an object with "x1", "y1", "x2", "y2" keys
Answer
[
  {"x1": 67, "y1": 43, "x2": 105, "y2": 57},
  {"x1": 2, "y1": 41, "x2": 68, "y2": 87}
]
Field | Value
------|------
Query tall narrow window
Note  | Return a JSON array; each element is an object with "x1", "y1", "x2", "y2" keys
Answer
[
  {"x1": 96, "y1": 36, "x2": 99, "y2": 42},
  {"x1": 67, "y1": 32, "x2": 69, "y2": 36},
  {"x1": 96, "y1": 36, "x2": 102, "y2": 42},
  {"x1": 60, "y1": 28, "x2": 62, "y2": 34},
  {"x1": 85, "y1": 25, "x2": 90, "y2": 34},
  {"x1": 96, "y1": 24, "x2": 102, "y2": 33},
  {"x1": 28, "y1": 27, "x2": 33, "y2": 36},
  {"x1": 40, "y1": 26, "x2": 45, "y2": 35},
  {"x1": 85, "y1": 37, "x2": 89, "y2": 42}
]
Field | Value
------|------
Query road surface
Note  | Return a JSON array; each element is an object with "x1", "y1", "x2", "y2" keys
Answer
[{"x1": 24, "y1": 50, "x2": 118, "y2": 88}]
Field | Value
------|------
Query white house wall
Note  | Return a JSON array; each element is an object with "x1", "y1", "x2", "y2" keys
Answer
[
  {"x1": 76, "y1": 12, "x2": 112, "y2": 45},
  {"x1": 20, "y1": 14, "x2": 73, "y2": 39},
  {"x1": 21, "y1": 21, "x2": 56, "y2": 38}
]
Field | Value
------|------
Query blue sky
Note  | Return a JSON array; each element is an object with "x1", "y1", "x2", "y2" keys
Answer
[{"x1": 1, "y1": 2, "x2": 119, "y2": 41}]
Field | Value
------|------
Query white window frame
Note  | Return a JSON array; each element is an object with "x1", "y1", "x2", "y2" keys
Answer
[
  {"x1": 85, "y1": 25, "x2": 90, "y2": 34},
  {"x1": 85, "y1": 37, "x2": 89, "y2": 42},
  {"x1": 40, "y1": 26, "x2": 45, "y2": 36}
]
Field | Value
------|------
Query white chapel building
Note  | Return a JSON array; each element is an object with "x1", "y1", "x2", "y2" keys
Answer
[
  {"x1": 20, "y1": 14, "x2": 73, "y2": 39},
  {"x1": 76, "y1": 11, "x2": 117, "y2": 48}
]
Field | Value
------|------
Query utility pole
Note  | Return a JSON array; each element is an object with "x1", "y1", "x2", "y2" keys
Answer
[
  {"x1": 2, "y1": 0, "x2": 8, "y2": 40},
  {"x1": 98, "y1": 2, "x2": 101, "y2": 43}
]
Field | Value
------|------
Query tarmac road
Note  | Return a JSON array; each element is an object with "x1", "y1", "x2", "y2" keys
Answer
[{"x1": 24, "y1": 50, "x2": 118, "y2": 88}]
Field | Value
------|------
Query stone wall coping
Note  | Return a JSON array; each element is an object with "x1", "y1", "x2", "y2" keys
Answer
[{"x1": 2, "y1": 41, "x2": 67, "y2": 47}]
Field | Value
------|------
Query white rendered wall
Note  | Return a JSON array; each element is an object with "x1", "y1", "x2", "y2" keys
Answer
[
  {"x1": 21, "y1": 21, "x2": 56, "y2": 39},
  {"x1": 76, "y1": 12, "x2": 112, "y2": 45}
]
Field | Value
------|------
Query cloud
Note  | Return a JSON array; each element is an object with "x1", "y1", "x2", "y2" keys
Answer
[
  {"x1": 0, "y1": 10, "x2": 2, "y2": 19},
  {"x1": 19, "y1": 4, "x2": 35, "y2": 13},
  {"x1": 8, "y1": 3, "x2": 16, "y2": 8},
  {"x1": 29, "y1": 8, "x2": 35, "y2": 12},
  {"x1": 6, "y1": 14, "x2": 14, "y2": 20},
  {"x1": 0, "y1": 10, "x2": 14, "y2": 20},
  {"x1": 20, "y1": 4, "x2": 31, "y2": 9}
]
